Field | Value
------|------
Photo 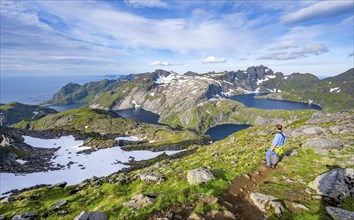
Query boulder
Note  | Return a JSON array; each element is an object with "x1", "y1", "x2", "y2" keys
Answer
[
  {"x1": 302, "y1": 138, "x2": 343, "y2": 155},
  {"x1": 308, "y1": 168, "x2": 354, "y2": 202},
  {"x1": 139, "y1": 173, "x2": 163, "y2": 183},
  {"x1": 187, "y1": 213, "x2": 205, "y2": 220},
  {"x1": 250, "y1": 192, "x2": 285, "y2": 217},
  {"x1": 49, "y1": 181, "x2": 67, "y2": 189},
  {"x1": 122, "y1": 194, "x2": 157, "y2": 209},
  {"x1": 11, "y1": 212, "x2": 38, "y2": 220},
  {"x1": 74, "y1": 211, "x2": 108, "y2": 220},
  {"x1": 52, "y1": 199, "x2": 66, "y2": 210},
  {"x1": 206, "y1": 210, "x2": 236, "y2": 220},
  {"x1": 0, "y1": 197, "x2": 15, "y2": 204},
  {"x1": 187, "y1": 169, "x2": 215, "y2": 185},
  {"x1": 302, "y1": 126, "x2": 328, "y2": 135},
  {"x1": 326, "y1": 206, "x2": 354, "y2": 220}
]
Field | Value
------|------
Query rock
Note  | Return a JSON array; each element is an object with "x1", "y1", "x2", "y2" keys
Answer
[
  {"x1": 187, "y1": 168, "x2": 215, "y2": 185},
  {"x1": 206, "y1": 210, "x2": 236, "y2": 220},
  {"x1": 250, "y1": 192, "x2": 285, "y2": 217},
  {"x1": 308, "y1": 168, "x2": 354, "y2": 202},
  {"x1": 123, "y1": 194, "x2": 157, "y2": 209},
  {"x1": 12, "y1": 212, "x2": 38, "y2": 220},
  {"x1": 289, "y1": 149, "x2": 298, "y2": 156},
  {"x1": 326, "y1": 206, "x2": 354, "y2": 220},
  {"x1": 74, "y1": 211, "x2": 108, "y2": 220},
  {"x1": 0, "y1": 197, "x2": 15, "y2": 204},
  {"x1": 52, "y1": 199, "x2": 67, "y2": 210},
  {"x1": 91, "y1": 176, "x2": 98, "y2": 182},
  {"x1": 244, "y1": 174, "x2": 251, "y2": 179},
  {"x1": 139, "y1": 173, "x2": 164, "y2": 183},
  {"x1": 187, "y1": 213, "x2": 205, "y2": 220},
  {"x1": 305, "y1": 188, "x2": 312, "y2": 194},
  {"x1": 0, "y1": 216, "x2": 6, "y2": 220},
  {"x1": 155, "y1": 218, "x2": 169, "y2": 220},
  {"x1": 174, "y1": 215, "x2": 183, "y2": 220},
  {"x1": 302, "y1": 126, "x2": 328, "y2": 135},
  {"x1": 292, "y1": 203, "x2": 309, "y2": 210},
  {"x1": 302, "y1": 138, "x2": 343, "y2": 155},
  {"x1": 49, "y1": 181, "x2": 67, "y2": 188},
  {"x1": 312, "y1": 195, "x2": 323, "y2": 200}
]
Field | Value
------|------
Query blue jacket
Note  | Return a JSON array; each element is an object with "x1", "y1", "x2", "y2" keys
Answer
[{"x1": 272, "y1": 132, "x2": 287, "y2": 148}]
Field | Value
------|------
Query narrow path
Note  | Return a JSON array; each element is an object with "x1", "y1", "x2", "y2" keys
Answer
[{"x1": 219, "y1": 164, "x2": 279, "y2": 220}]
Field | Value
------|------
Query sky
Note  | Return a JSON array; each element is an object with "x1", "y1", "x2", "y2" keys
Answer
[{"x1": 0, "y1": 0, "x2": 353, "y2": 78}]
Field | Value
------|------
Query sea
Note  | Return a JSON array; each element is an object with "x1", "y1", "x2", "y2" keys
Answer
[{"x1": 0, "y1": 75, "x2": 114, "y2": 105}]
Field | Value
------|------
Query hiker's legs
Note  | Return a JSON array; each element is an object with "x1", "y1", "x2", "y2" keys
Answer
[
  {"x1": 273, "y1": 152, "x2": 279, "y2": 166},
  {"x1": 266, "y1": 150, "x2": 274, "y2": 167}
]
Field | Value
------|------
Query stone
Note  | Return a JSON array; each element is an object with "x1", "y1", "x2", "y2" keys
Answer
[
  {"x1": 123, "y1": 194, "x2": 157, "y2": 209},
  {"x1": 289, "y1": 149, "x2": 298, "y2": 156},
  {"x1": 250, "y1": 192, "x2": 285, "y2": 217},
  {"x1": 52, "y1": 199, "x2": 67, "y2": 210},
  {"x1": 49, "y1": 181, "x2": 67, "y2": 188},
  {"x1": 0, "y1": 196, "x2": 15, "y2": 204},
  {"x1": 187, "y1": 213, "x2": 205, "y2": 220},
  {"x1": 302, "y1": 138, "x2": 343, "y2": 155},
  {"x1": 11, "y1": 212, "x2": 38, "y2": 220},
  {"x1": 308, "y1": 168, "x2": 354, "y2": 202},
  {"x1": 140, "y1": 173, "x2": 164, "y2": 183},
  {"x1": 187, "y1": 168, "x2": 215, "y2": 185},
  {"x1": 74, "y1": 211, "x2": 108, "y2": 220},
  {"x1": 244, "y1": 174, "x2": 251, "y2": 179},
  {"x1": 292, "y1": 203, "x2": 309, "y2": 210},
  {"x1": 207, "y1": 210, "x2": 236, "y2": 220},
  {"x1": 0, "y1": 216, "x2": 5, "y2": 220},
  {"x1": 155, "y1": 218, "x2": 169, "y2": 220},
  {"x1": 302, "y1": 126, "x2": 328, "y2": 135},
  {"x1": 326, "y1": 206, "x2": 354, "y2": 220}
]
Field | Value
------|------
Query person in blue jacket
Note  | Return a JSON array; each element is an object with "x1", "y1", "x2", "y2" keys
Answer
[{"x1": 266, "y1": 124, "x2": 287, "y2": 169}]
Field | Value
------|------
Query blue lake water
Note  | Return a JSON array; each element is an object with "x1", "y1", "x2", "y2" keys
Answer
[
  {"x1": 205, "y1": 124, "x2": 251, "y2": 141},
  {"x1": 116, "y1": 108, "x2": 160, "y2": 124},
  {"x1": 228, "y1": 93, "x2": 322, "y2": 110}
]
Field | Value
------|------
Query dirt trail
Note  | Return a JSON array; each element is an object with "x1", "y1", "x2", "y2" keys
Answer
[
  {"x1": 149, "y1": 163, "x2": 279, "y2": 220},
  {"x1": 219, "y1": 164, "x2": 277, "y2": 219}
]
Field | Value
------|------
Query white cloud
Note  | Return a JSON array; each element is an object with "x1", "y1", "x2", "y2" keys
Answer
[
  {"x1": 259, "y1": 43, "x2": 329, "y2": 60},
  {"x1": 124, "y1": 0, "x2": 168, "y2": 8},
  {"x1": 281, "y1": 1, "x2": 354, "y2": 24},
  {"x1": 270, "y1": 41, "x2": 298, "y2": 50},
  {"x1": 202, "y1": 56, "x2": 227, "y2": 64},
  {"x1": 149, "y1": 60, "x2": 176, "y2": 66}
]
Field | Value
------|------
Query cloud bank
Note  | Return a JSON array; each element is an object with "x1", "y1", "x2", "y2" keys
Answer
[{"x1": 203, "y1": 56, "x2": 227, "y2": 64}]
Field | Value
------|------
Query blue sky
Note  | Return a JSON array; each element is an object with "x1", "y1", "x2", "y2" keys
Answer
[{"x1": 0, "y1": 0, "x2": 353, "y2": 77}]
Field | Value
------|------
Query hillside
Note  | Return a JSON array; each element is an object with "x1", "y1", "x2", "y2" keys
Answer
[
  {"x1": 0, "y1": 102, "x2": 57, "y2": 126},
  {"x1": 13, "y1": 108, "x2": 209, "y2": 151},
  {"x1": 1, "y1": 111, "x2": 353, "y2": 219}
]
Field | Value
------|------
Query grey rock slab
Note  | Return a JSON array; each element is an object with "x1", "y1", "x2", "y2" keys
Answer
[
  {"x1": 139, "y1": 173, "x2": 164, "y2": 183},
  {"x1": 302, "y1": 138, "x2": 343, "y2": 155},
  {"x1": 52, "y1": 199, "x2": 67, "y2": 210},
  {"x1": 250, "y1": 192, "x2": 285, "y2": 217},
  {"x1": 122, "y1": 194, "x2": 157, "y2": 209},
  {"x1": 187, "y1": 168, "x2": 215, "y2": 185},
  {"x1": 49, "y1": 181, "x2": 67, "y2": 188},
  {"x1": 309, "y1": 168, "x2": 354, "y2": 202},
  {"x1": 326, "y1": 206, "x2": 354, "y2": 220},
  {"x1": 74, "y1": 211, "x2": 108, "y2": 220},
  {"x1": 302, "y1": 126, "x2": 328, "y2": 135}
]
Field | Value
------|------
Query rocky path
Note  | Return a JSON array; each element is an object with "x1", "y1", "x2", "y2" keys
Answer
[{"x1": 219, "y1": 163, "x2": 276, "y2": 220}]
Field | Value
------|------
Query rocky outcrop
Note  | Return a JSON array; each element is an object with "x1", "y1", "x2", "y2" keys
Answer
[
  {"x1": 51, "y1": 199, "x2": 67, "y2": 210},
  {"x1": 250, "y1": 192, "x2": 285, "y2": 217},
  {"x1": 326, "y1": 206, "x2": 354, "y2": 220},
  {"x1": 187, "y1": 168, "x2": 215, "y2": 185},
  {"x1": 308, "y1": 168, "x2": 354, "y2": 202},
  {"x1": 123, "y1": 194, "x2": 157, "y2": 209},
  {"x1": 302, "y1": 138, "x2": 343, "y2": 155},
  {"x1": 74, "y1": 211, "x2": 108, "y2": 220},
  {"x1": 139, "y1": 173, "x2": 164, "y2": 183},
  {"x1": 11, "y1": 212, "x2": 38, "y2": 220}
]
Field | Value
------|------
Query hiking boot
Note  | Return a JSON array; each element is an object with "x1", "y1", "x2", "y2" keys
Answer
[{"x1": 270, "y1": 164, "x2": 276, "y2": 169}]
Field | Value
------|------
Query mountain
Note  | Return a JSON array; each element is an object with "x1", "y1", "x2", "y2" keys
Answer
[
  {"x1": 0, "y1": 102, "x2": 57, "y2": 126},
  {"x1": 46, "y1": 66, "x2": 353, "y2": 131}
]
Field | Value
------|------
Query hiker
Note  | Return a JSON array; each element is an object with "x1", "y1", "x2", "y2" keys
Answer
[{"x1": 266, "y1": 124, "x2": 287, "y2": 169}]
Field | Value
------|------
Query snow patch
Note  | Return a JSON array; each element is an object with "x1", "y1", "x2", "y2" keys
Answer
[
  {"x1": 115, "y1": 136, "x2": 140, "y2": 141},
  {"x1": 16, "y1": 159, "x2": 27, "y2": 164},
  {"x1": 330, "y1": 87, "x2": 340, "y2": 92},
  {"x1": 131, "y1": 100, "x2": 140, "y2": 108}
]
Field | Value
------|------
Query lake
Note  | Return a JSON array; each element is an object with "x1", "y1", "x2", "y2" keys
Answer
[
  {"x1": 205, "y1": 124, "x2": 251, "y2": 142},
  {"x1": 228, "y1": 93, "x2": 322, "y2": 110},
  {"x1": 116, "y1": 108, "x2": 160, "y2": 124}
]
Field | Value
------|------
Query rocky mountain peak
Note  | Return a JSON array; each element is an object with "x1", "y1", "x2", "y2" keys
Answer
[{"x1": 246, "y1": 65, "x2": 274, "y2": 81}]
